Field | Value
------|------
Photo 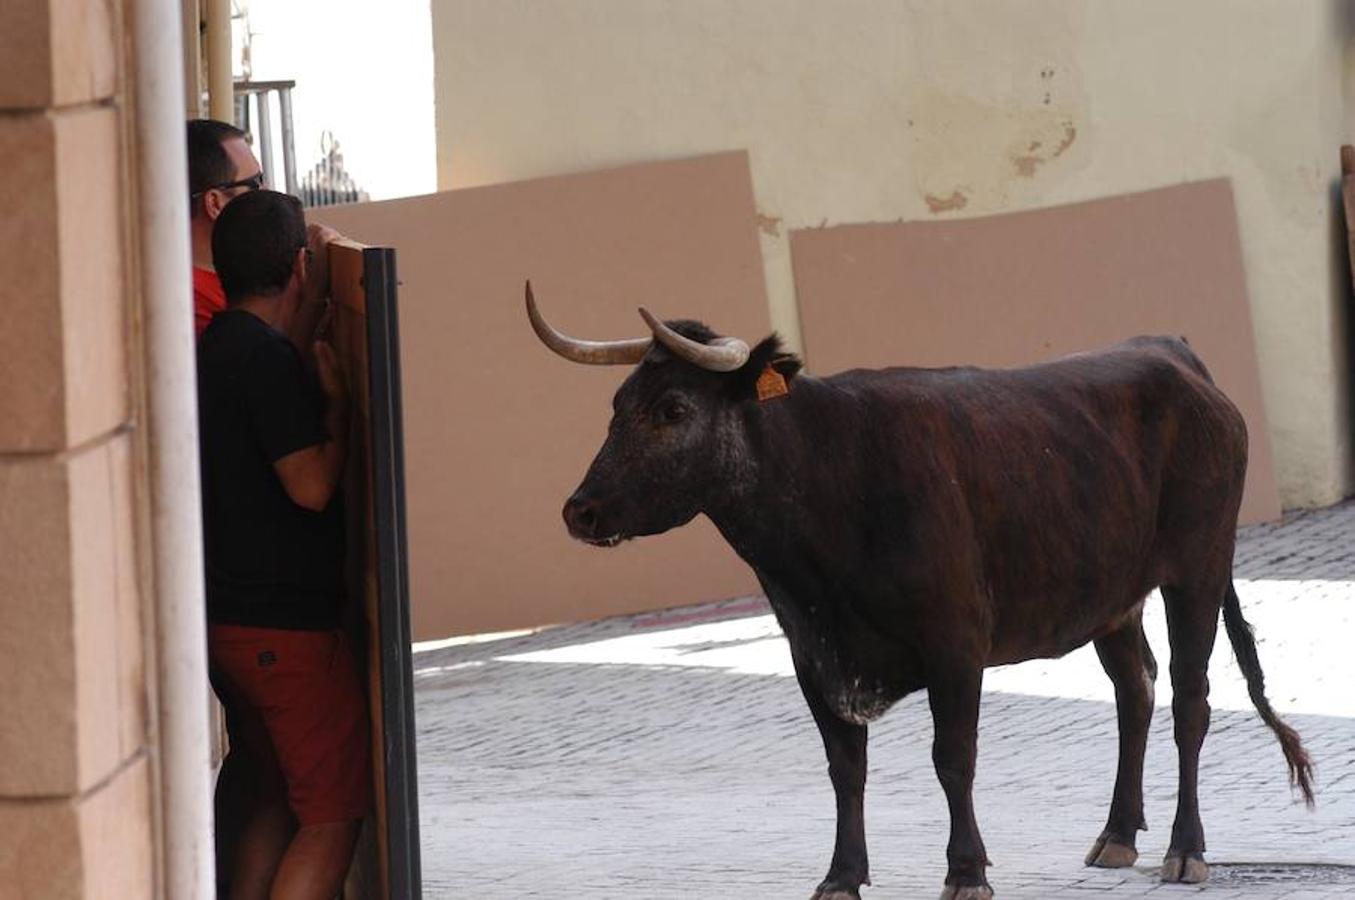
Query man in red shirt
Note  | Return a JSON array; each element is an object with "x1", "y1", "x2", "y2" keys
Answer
[
  {"x1": 187, "y1": 119, "x2": 336, "y2": 342},
  {"x1": 188, "y1": 120, "x2": 264, "y2": 337}
]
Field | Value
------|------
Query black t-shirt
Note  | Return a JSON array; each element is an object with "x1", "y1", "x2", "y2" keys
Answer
[{"x1": 197, "y1": 308, "x2": 345, "y2": 629}]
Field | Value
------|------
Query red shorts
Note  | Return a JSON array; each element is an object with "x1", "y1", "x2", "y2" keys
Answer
[{"x1": 209, "y1": 624, "x2": 373, "y2": 825}]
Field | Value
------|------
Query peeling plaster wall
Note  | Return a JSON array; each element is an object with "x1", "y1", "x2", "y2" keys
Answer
[{"x1": 432, "y1": 0, "x2": 1354, "y2": 509}]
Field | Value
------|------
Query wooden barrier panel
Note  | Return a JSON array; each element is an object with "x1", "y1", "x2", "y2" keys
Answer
[
  {"x1": 791, "y1": 178, "x2": 1281, "y2": 525},
  {"x1": 313, "y1": 152, "x2": 767, "y2": 639},
  {"x1": 330, "y1": 240, "x2": 421, "y2": 900}
]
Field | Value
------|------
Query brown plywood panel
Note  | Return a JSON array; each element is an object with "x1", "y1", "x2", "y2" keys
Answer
[
  {"x1": 314, "y1": 152, "x2": 766, "y2": 639},
  {"x1": 330, "y1": 242, "x2": 385, "y2": 899},
  {"x1": 327, "y1": 240, "x2": 421, "y2": 898},
  {"x1": 790, "y1": 178, "x2": 1280, "y2": 524}
]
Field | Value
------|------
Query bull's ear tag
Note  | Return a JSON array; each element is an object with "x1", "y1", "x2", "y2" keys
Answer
[{"x1": 757, "y1": 364, "x2": 789, "y2": 402}]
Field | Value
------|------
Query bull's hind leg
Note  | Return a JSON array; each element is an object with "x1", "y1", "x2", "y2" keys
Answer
[
  {"x1": 929, "y1": 665, "x2": 993, "y2": 900},
  {"x1": 1085, "y1": 606, "x2": 1157, "y2": 869},
  {"x1": 1159, "y1": 582, "x2": 1223, "y2": 885}
]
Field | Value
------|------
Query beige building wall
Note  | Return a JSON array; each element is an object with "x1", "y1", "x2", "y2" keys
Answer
[
  {"x1": 432, "y1": 0, "x2": 1355, "y2": 510},
  {"x1": 0, "y1": 0, "x2": 155, "y2": 896}
]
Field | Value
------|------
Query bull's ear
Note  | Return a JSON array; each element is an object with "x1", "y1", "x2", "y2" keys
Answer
[{"x1": 731, "y1": 335, "x2": 802, "y2": 399}]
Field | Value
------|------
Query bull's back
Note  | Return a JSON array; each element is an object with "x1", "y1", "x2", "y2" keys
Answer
[{"x1": 842, "y1": 337, "x2": 1247, "y2": 661}]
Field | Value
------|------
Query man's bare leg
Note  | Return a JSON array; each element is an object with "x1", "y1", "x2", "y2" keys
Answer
[
  {"x1": 269, "y1": 819, "x2": 361, "y2": 900},
  {"x1": 227, "y1": 793, "x2": 294, "y2": 900}
]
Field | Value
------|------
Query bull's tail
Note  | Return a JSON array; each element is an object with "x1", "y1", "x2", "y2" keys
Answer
[{"x1": 1222, "y1": 583, "x2": 1315, "y2": 807}]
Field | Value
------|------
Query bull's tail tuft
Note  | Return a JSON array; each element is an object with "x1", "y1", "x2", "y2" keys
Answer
[{"x1": 1222, "y1": 583, "x2": 1315, "y2": 807}]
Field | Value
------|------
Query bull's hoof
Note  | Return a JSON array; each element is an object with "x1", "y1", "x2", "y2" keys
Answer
[
  {"x1": 1084, "y1": 833, "x2": 1139, "y2": 868},
  {"x1": 1160, "y1": 853, "x2": 1210, "y2": 884},
  {"x1": 939, "y1": 886, "x2": 993, "y2": 900}
]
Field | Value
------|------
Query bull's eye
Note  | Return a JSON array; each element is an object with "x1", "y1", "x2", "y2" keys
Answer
[{"x1": 657, "y1": 398, "x2": 689, "y2": 424}]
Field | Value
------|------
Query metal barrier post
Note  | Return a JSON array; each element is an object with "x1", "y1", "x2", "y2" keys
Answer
[
  {"x1": 256, "y1": 89, "x2": 275, "y2": 189},
  {"x1": 279, "y1": 87, "x2": 299, "y2": 195}
]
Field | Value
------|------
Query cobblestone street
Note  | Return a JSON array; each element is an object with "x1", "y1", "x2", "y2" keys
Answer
[{"x1": 412, "y1": 502, "x2": 1355, "y2": 899}]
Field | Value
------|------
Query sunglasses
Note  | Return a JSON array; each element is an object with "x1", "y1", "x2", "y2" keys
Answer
[{"x1": 192, "y1": 172, "x2": 265, "y2": 198}]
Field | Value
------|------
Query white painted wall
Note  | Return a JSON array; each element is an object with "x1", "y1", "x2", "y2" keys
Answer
[
  {"x1": 244, "y1": 0, "x2": 437, "y2": 201},
  {"x1": 431, "y1": 0, "x2": 1355, "y2": 510}
]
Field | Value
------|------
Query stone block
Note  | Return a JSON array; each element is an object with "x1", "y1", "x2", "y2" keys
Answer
[
  {"x1": 0, "y1": 433, "x2": 143, "y2": 797},
  {"x1": 0, "y1": 792, "x2": 81, "y2": 899},
  {"x1": 0, "y1": 453, "x2": 78, "y2": 795},
  {"x1": 79, "y1": 756, "x2": 153, "y2": 900},
  {"x1": 0, "y1": 106, "x2": 128, "y2": 453},
  {"x1": 108, "y1": 435, "x2": 146, "y2": 760},
  {"x1": 0, "y1": 112, "x2": 64, "y2": 448},
  {"x1": 54, "y1": 106, "x2": 129, "y2": 450},
  {"x1": 0, "y1": 756, "x2": 152, "y2": 900},
  {"x1": 48, "y1": 0, "x2": 118, "y2": 107},
  {"x1": 0, "y1": 0, "x2": 117, "y2": 110},
  {"x1": 68, "y1": 436, "x2": 127, "y2": 792}
]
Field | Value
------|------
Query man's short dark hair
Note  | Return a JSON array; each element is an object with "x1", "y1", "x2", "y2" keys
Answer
[
  {"x1": 212, "y1": 190, "x2": 308, "y2": 304},
  {"x1": 187, "y1": 118, "x2": 247, "y2": 203}
]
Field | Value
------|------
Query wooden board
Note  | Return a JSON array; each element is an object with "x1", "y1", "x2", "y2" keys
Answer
[
  {"x1": 313, "y1": 152, "x2": 768, "y2": 639},
  {"x1": 790, "y1": 178, "x2": 1281, "y2": 524},
  {"x1": 331, "y1": 241, "x2": 421, "y2": 900}
]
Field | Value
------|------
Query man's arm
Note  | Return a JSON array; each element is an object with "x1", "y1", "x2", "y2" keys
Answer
[{"x1": 273, "y1": 340, "x2": 348, "y2": 512}]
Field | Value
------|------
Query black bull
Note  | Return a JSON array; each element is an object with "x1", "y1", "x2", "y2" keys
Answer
[{"x1": 527, "y1": 287, "x2": 1314, "y2": 899}]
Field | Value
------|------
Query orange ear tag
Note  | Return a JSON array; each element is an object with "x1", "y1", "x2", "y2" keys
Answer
[{"x1": 756, "y1": 364, "x2": 789, "y2": 402}]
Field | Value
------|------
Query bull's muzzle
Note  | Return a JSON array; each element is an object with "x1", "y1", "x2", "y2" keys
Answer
[
  {"x1": 562, "y1": 491, "x2": 629, "y2": 547},
  {"x1": 563, "y1": 491, "x2": 603, "y2": 541}
]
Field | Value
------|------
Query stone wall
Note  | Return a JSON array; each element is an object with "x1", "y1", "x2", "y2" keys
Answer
[{"x1": 0, "y1": 0, "x2": 155, "y2": 895}]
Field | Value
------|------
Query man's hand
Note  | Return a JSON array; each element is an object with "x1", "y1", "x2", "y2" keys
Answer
[
  {"x1": 289, "y1": 224, "x2": 343, "y2": 362},
  {"x1": 302, "y1": 224, "x2": 342, "y2": 303}
]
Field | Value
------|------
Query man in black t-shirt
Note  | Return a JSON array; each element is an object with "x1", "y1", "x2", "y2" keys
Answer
[{"x1": 198, "y1": 190, "x2": 370, "y2": 900}]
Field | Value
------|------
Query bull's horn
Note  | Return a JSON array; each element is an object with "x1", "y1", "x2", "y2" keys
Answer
[
  {"x1": 638, "y1": 307, "x2": 750, "y2": 372},
  {"x1": 525, "y1": 281, "x2": 650, "y2": 365}
]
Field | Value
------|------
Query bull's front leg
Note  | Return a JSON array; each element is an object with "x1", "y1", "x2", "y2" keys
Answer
[
  {"x1": 792, "y1": 660, "x2": 870, "y2": 900},
  {"x1": 929, "y1": 666, "x2": 993, "y2": 900}
]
